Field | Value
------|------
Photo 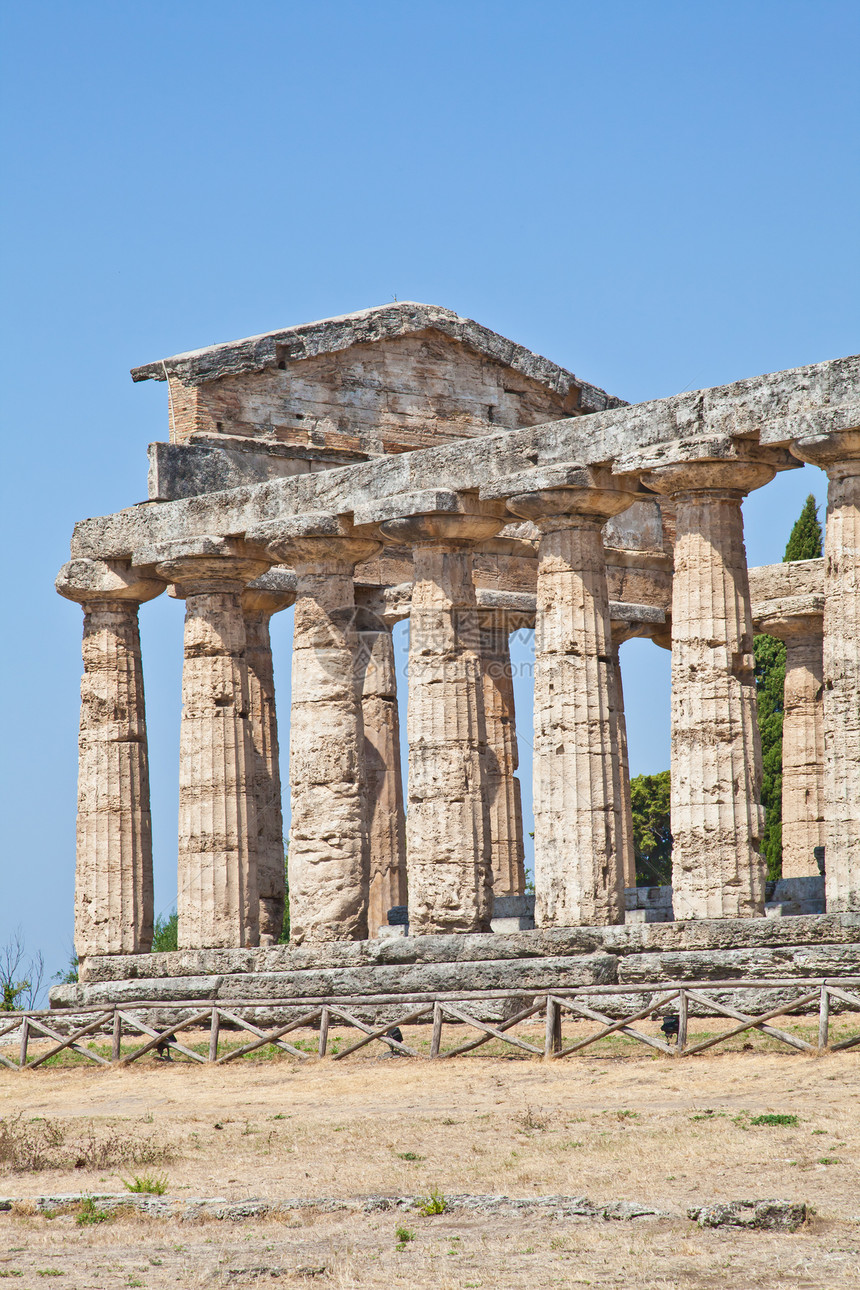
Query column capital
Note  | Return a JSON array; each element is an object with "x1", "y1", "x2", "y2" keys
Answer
[
  {"x1": 642, "y1": 455, "x2": 776, "y2": 499},
  {"x1": 484, "y1": 464, "x2": 643, "y2": 527},
  {"x1": 792, "y1": 427, "x2": 860, "y2": 475},
  {"x1": 247, "y1": 514, "x2": 381, "y2": 569},
  {"x1": 754, "y1": 594, "x2": 824, "y2": 643},
  {"x1": 143, "y1": 536, "x2": 269, "y2": 594},
  {"x1": 242, "y1": 567, "x2": 297, "y2": 617},
  {"x1": 56, "y1": 558, "x2": 164, "y2": 605},
  {"x1": 371, "y1": 490, "x2": 506, "y2": 547}
]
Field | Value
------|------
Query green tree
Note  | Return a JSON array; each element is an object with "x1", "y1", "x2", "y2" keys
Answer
[
  {"x1": 151, "y1": 910, "x2": 178, "y2": 952},
  {"x1": 754, "y1": 631, "x2": 786, "y2": 879},
  {"x1": 630, "y1": 770, "x2": 672, "y2": 886},
  {"x1": 783, "y1": 493, "x2": 823, "y2": 562},
  {"x1": 753, "y1": 494, "x2": 823, "y2": 879}
]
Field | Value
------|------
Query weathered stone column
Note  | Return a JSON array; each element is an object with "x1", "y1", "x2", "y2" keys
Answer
[
  {"x1": 249, "y1": 517, "x2": 381, "y2": 944},
  {"x1": 378, "y1": 497, "x2": 505, "y2": 934},
  {"x1": 152, "y1": 537, "x2": 270, "y2": 949},
  {"x1": 644, "y1": 459, "x2": 776, "y2": 919},
  {"x1": 756, "y1": 602, "x2": 826, "y2": 878},
  {"x1": 476, "y1": 601, "x2": 527, "y2": 899},
  {"x1": 794, "y1": 429, "x2": 860, "y2": 910},
  {"x1": 354, "y1": 586, "x2": 408, "y2": 937},
  {"x1": 57, "y1": 559, "x2": 164, "y2": 959},
  {"x1": 501, "y1": 466, "x2": 641, "y2": 928},
  {"x1": 242, "y1": 568, "x2": 296, "y2": 944}
]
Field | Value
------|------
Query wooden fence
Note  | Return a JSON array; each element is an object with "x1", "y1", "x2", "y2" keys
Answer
[{"x1": 1, "y1": 978, "x2": 859, "y2": 1071}]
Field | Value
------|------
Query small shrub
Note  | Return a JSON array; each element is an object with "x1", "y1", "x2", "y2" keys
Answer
[
  {"x1": 395, "y1": 1225, "x2": 415, "y2": 1248},
  {"x1": 749, "y1": 1114, "x2": 799, "y2": 1127},
  {"x1": 416, "y1": 1187, "x2": 447, "y2": 1216},
  {"x1": 397, "y1": 1152, "x2": 424, "y2": 1161},
  {"x1": 518, "y1": 1107, "x2": 548, "y2": 1132},
  {"x1": 123, "y1": 1173, "x2": 168, "y2": 1195},
  {"x1": 0, "y1": 1114, "x2": 172, "y2": 1173},
  {"x1": 817, "y1": 1156, "x2": 840, "y2": 1165},
  {"x1": 75, "y1": 1197, "x2": 113, "y2": 1227}
]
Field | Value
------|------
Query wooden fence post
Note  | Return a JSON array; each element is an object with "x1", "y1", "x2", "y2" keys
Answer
[
  {"x1": 209, "y1": 1009, "x2": 220, "y2": 1063},
  {"x1": 430, "y1": 1002, "x2": 443, "y2": 1059},
  {"x1": 111, "y1": 1011, "x2": 122, "y2": 1062},
  {"x1": 818, "y1": 985, "x2": 830, "y2": 1051},
  {"x1": 18, "y1": 1018, "x2": 29, "y2": 1068},
  {"x1": 318, "y1": 1007, "x2": 330, "y2": 1057},
  {"x1": 544, "y1": 997, "x2": 562, "y2": 1057},
  {"x1": 676, "y1": 989, "x2": 688, "y2": 1054}
]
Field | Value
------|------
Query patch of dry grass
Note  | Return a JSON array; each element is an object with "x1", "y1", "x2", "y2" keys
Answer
[{"x1": 0, "y1": 1042, "x2": 857, "y2": 1286}]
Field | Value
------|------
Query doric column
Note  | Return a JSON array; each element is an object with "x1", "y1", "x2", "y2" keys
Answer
[
  {"x1": 476, "y1": 599, "x2": 527, "y2": 898},
  {"x1": 354, "y1": 586, "x2": 408, "y2": 937},
  {"x1": 151, "y1": 537, "x2": 270, "y2": 949},
  {"x1": 242, "y1": 568, "x2": 296, "y2": 944},
  {"x1": 57, "y1": 559, "x2": 164, "y2": 959},
  {"x1": 793, "y1": 429, "x2": 860, "y2": 910},
  {"x1": 378, "y1": 496, "x2": 505, "y2": 934},
  {"x1": 756, "y1": 602, "x2": 825, "y2": 878},
  {"x1": 501, "y1": 466, "x2": 642, "y2": 928},
  {"x1": 249, "y1": 517, "x2": 381, "y2": 944},
  {"x1": 644, "y1": 458, "x2": 776, "y2": 919}
]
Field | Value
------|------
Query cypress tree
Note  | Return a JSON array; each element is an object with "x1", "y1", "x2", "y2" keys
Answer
[
  {"x1": 783, "y1": 494, "x2": 823, "y2": 562},
  {"x1": 754, "y1": 493, "x2": 823, "y2": 879}
]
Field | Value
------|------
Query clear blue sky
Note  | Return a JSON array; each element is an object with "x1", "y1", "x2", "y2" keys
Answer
[{"x1": 1, "y1": 1, "x2": 858, "y2": 987}]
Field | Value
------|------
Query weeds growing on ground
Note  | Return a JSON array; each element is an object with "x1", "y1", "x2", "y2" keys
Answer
[
  {"x1": 75, "y1": 1197, "x2": 113, "y2": 1227},
  {"x1": 416, "y1": 1187, "x2": 447, "y2": 1216},
  {"x1": 122, "y1": 1172, "x2": 168, "y2": 1195},
  {"x1": 749, "y1": 1113, "x2": 800, "y2": 1127},
  {"x1": 0, "y1": 1114, "x2": 172, "y2": 1173},
  {"x1": 395, "y1": 1225, "x2": 415, "y2": 1249}
]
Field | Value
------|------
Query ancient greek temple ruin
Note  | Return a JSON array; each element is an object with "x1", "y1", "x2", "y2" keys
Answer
[{"x1": 56, "y1": 304, "x2": 860, "y2": 981}]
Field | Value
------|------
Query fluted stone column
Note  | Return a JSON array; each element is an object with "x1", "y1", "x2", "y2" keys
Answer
[
  {"x1": 379, "y1": 506, "x2": 504, "y2": 934},
  {"x1": 153, "y1": 538, "x2": 269, "y2": 949},
  {"x1": 757, "y1": 603, "x2": 825, "y2": 878},
  {"x1": 794, "y1": 429, "x2": 860, "y2": 910},
  {"x1": 242, "y1": 569, "x2": 296, "y2": 944},
  {"x1": 477, "y1": 604, "x2": 526, "y2": 898},
  {"x1": 505, "y1": 468, "x2": 641, "y2": 928},
  {"x1": 354, "y1": 587, "x2": 408, "y2": 937},
  {"x1": 645, "y1": 459, "x2": 776, "y2": 919},
  {"x1": 57, "y1": 559, "x2": 164, "y2": 959},
  {"x1": 250, "y1": 518, "x2": 381, "y2": 944}
]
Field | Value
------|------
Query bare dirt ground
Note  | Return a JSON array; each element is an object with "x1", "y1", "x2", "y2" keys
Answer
[{"x1": 0, "y1": 1034, "x2": 858, "y2": 1288}]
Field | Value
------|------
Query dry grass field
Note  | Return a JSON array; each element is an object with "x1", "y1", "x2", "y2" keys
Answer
[{"x1": 0, "y1": 1026, "x2": 858, "y2": 1288}]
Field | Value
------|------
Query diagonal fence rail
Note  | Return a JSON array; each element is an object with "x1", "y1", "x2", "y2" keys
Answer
[{"x1": 1, "y1": 978, "x2": 859, "y2": 1069}]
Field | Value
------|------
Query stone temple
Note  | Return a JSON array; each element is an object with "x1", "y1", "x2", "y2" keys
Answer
[{"x1": 52, "y1": 304, "x2": 860, "y2": 1014}]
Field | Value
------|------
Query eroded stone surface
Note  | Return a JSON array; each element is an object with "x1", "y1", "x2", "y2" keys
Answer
[{"x1": 646, "y1": 459, "x2": 773, "y2": 919}]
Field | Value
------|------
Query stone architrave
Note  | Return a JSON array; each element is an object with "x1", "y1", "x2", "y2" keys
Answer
[
  {"x1": 502, "y1": 466, "x2": 642, "y2": 928},
  {"x1": 153, "y1": 537, "x2": 270, "y2": 949},
  {"x1": 57, "y1": 559, "x2": 164, "y2": 959},
  {"x1": 249, "y1": 517, "x2": 381, "y2": 944},
  {"x1": 241, "y1": 568, "x2": 297, "y2": 944},
  {"x1": 757, "y1": 601, "x2": 825, "y2": 879},
  {"x1": 354, "y1": 586, "x2": 408, "y2": 938},
  {"x1": 644, "y1": 458, "x2": 776, "y2": 919},
  {"x1": 378, "y1": 502, "x2": 505, "y2": 934},
  {"x1": 793, "y1": 429, "x2": 860, "y2": 911},
  {"x1": 476, "y1": 602, "x2": 527, "y2": 899}
]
